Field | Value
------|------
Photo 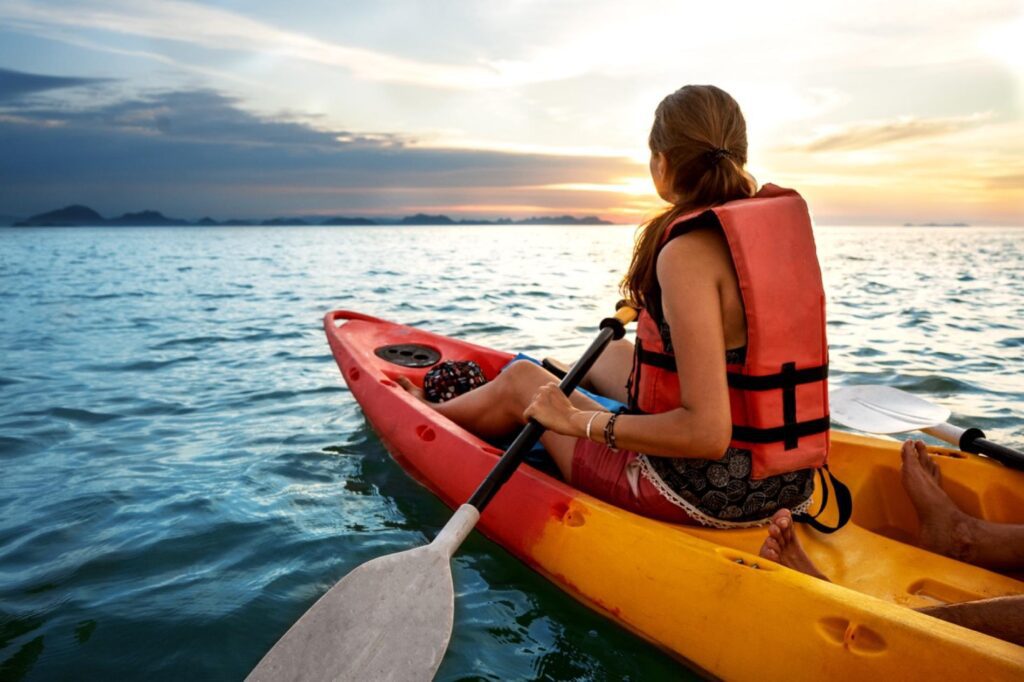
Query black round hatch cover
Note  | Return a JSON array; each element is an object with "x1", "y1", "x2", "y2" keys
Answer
[{"x1": 373, "y1": 343, "x2": 442, "y2": 368}]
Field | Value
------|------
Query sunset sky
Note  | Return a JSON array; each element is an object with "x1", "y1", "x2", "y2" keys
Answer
[{"x1": 1, "y1": 0, "x2": 1021, "y2": 224}]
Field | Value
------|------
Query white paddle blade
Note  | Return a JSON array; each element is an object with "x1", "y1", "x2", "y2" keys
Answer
[
  {"x1": 247, "y1": 544, "x2": 454, "y2": 682},
  {"x1": 830, "y1": 385, "x2": 951, "y2": 434}
]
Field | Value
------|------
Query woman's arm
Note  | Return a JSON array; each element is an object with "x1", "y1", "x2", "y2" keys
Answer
[{"x1": 526, "y1": 228, "x2": 734, "y2": 459}]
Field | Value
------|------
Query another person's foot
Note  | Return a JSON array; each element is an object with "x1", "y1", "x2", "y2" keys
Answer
[
  {"x1": 758, "y1": 509, "x2": 830, "y2": 581},
  {"x1": 396, "y1": 376, "x2": 429, "y2": 404},
  {"x1": 900, "y1": 440, "x2": 977, "y2": 561}
]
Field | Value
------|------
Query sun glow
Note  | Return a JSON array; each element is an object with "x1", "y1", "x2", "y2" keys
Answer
[{"x1": 539, "y1": 177, "x2": 655, "y2": 197}]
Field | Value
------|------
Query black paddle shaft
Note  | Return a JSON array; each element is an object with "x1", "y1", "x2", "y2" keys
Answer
[
  {"x1": 466, "y1": 312, "x2": 632, "y2": 512},
  {"x1": 959, "y1": 428, "x2": 1024, "y2": 470}
]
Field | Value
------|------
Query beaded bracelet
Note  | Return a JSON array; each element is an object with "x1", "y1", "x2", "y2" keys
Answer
[{"x1": 603, "y1": 412, "x2": 620, "y2": 449}]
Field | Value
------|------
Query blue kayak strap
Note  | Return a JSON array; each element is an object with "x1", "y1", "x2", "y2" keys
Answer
[{"x1": 793, "y1": 466, "x2": 852, "y2": 534}]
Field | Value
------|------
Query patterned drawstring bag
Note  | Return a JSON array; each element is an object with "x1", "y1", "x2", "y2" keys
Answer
[{"x1": 423, "y1": 360, "x2": 487, "y2": 403}]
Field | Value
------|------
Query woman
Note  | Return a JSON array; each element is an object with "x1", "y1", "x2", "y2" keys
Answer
[{"x1": 401, "y1": 84, "x2": 832, "y2": 527}]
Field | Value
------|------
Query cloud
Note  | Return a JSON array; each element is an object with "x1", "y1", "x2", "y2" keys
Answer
[
  {"x1": 0, "y1": 87, "x2": 638, "y2": 218},
  {"x1": 787, "y1": 113, "x2": 993, "y2": 152},
  {"x1": 0, "y1": 0, "x2": 579, "y2": 90},
  {"x1": 985, "y1": 173, "x2": 1024, "y2": 190},
  {"x1": 0, "y1": 67, "x2": 111, "y2": 102}
]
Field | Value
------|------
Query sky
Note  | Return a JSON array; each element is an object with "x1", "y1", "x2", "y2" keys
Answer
[{"x1": 0, "y1": 0, "x2": 1021, "y2": 224}]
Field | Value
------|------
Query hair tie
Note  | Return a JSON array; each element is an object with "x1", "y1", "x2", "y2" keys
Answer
[{"x1": 705, "y1": 147, "x2": 731, "y2": 166}]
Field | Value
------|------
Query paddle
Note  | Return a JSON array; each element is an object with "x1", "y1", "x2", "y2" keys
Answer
[
  {"x1": 247, "y1": 304, "x2": 638, "y2": 681},
  {"x1": 830, "y1": 385, "x2": 1024, "y2": 470}
]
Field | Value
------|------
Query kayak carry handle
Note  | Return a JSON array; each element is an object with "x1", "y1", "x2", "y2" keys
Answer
[{"x1": 324, "y1": 310, "x2": 390, "y2": 327}]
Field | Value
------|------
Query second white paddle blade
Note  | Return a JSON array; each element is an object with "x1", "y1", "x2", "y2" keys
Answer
[
  {"x1": 247, "y1": 543, "x2": 455, "y2": 682},
  {"x1": 830, "y1": 385, "x2": 951, "y2": 434}
]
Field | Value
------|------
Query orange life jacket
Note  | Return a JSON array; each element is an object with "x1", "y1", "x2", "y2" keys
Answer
[{"x1": 627, "y1": 184, "x2": 830, "y2": 480}]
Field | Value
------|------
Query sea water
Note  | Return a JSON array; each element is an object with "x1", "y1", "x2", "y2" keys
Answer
[{"x1": 1, "y1": 225, "x2": 1022, "y2": 680}]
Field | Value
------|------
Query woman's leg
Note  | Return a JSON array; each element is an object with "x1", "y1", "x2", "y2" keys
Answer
[
  {"x1": 399, "y1": 360, "x2": 606, "y2": 464},
  {"x1": 546, "y1": 338, "x2": 634, "y2": 404}
]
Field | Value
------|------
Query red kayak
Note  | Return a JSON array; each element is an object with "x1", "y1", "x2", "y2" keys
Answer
[{"x1": 324, "y1": 309, "x2": 1024, "y2": 681}]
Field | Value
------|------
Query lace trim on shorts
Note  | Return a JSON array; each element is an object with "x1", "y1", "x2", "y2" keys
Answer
[{"x1": 637, "y1": 448, "x2": 815, "y2": 529}]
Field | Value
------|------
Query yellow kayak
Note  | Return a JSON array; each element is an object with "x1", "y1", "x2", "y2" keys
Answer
[{"x1": 326, "y1": 310, "x2": 1024, "y2": 680}]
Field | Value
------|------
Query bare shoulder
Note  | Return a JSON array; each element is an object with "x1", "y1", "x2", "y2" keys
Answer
[{"x1": 656, "y1": 226, "x2": 731, "y2": 282}]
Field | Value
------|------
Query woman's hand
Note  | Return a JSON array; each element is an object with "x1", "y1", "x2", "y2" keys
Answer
[{"x1": 523, "y1": 382, "x2": 581, "y2": 436}]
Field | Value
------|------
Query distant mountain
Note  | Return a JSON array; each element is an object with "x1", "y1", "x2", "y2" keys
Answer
[
  {"x1": 516, "y1": 215, "x2": 610, "y2": 225},
  {"x1": 401, "y1": 213, "x2": 456, "y2": 225},
  {"x1": 15, "y1": 204, "x2": 104, "y2": 226},
  {"x1": 9, "y1": 204, "x2": 620, "y2": 227},
  {"x1": 106, "y1": 210, "x2": 188, "y2": 226},
  {"x1": 323, "y1": 216, "x2": 377, "y2": 225}
]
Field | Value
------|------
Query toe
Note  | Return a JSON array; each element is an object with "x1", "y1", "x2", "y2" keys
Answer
[
  {"x1": 774, "y1": 509, "x2": 793, "y2": 536},
  {"x1": 900, "y1": 440, "x2": 918, "y2": 476},
  {"x1": 913, "y1": 438, "x2": 942, "y2": 481},
  {"x1": 915, "y1": 440, "x2": 942, "y2": 481},
  {"x1": 914, "y1": 440, "x2": 930, "y2": 467},
  {"x1": 759, "y1": 538, "x2": 781, "y2": 561}
]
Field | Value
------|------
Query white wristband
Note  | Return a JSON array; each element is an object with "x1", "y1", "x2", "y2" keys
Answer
[{"x1": 584, "y1": 411, "x2": 601, "y2": 441}]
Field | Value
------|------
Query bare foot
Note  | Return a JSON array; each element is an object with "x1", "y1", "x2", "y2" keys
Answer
[
  {"x1": 900, "y1": 439, "x2": 977, "y2": 561},
  {"x1": 396, "y1": 376, "x2": 429, "y2": 404},
  {"x1": 758, "y1": 509, "x2": 830, "y2": 580}
]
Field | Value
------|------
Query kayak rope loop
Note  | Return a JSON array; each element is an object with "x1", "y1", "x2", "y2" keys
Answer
[{"x1": 793, "y1": 466, "x2": 852, "y2": 534}]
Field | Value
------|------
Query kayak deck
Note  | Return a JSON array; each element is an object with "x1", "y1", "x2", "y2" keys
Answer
[{"x1": 325, "y1": 310, "x2": 1024, "y2": 680}]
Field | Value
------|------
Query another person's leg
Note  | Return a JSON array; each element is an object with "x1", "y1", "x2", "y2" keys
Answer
[
  {"x1": 901, "y1": 440, "x2": 1024, "y2": 570},
  {"x1": 919, "y1": 596, "x2": 1024, "y2": 647}
]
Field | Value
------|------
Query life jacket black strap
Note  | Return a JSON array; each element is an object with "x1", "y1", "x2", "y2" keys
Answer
[
  {"x1": 727, "y1": 364, "x2": 828, "y2": 390},
  {"x1": 732, "y1": 361, "x2": 829, "y2": 450},
  {"x1": 731, "y1": 416, "x2": 830, "y2": 445},
  {"x1": 793, "y1": 466, "x2": 852, "y2": 534},
  {"x1": 638, "y1": 355, "x2": 829, "y2": 393},
  {"x1": 636, "y1": 345, "x2": 677, "y2": 371}
]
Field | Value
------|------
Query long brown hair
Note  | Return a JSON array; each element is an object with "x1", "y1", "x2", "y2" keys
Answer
[{"x1": 622, "y1": 85, "x2": 757, "y2": 317}]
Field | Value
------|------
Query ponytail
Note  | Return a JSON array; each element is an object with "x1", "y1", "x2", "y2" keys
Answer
[{"x1": 622, "y1": 85, "x2": 757, "y2": 316}]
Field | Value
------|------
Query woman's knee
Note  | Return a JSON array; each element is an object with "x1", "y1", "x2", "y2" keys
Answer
[
  {"x1": 608, "y1": 338, "x2": 634, "y2": 354},
  {"x1": 503, "y1": 359, "x2": 553, "y2": 389},
  {"x1": 494, "y1": 360, "x2": 551, "y2": 412}
]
